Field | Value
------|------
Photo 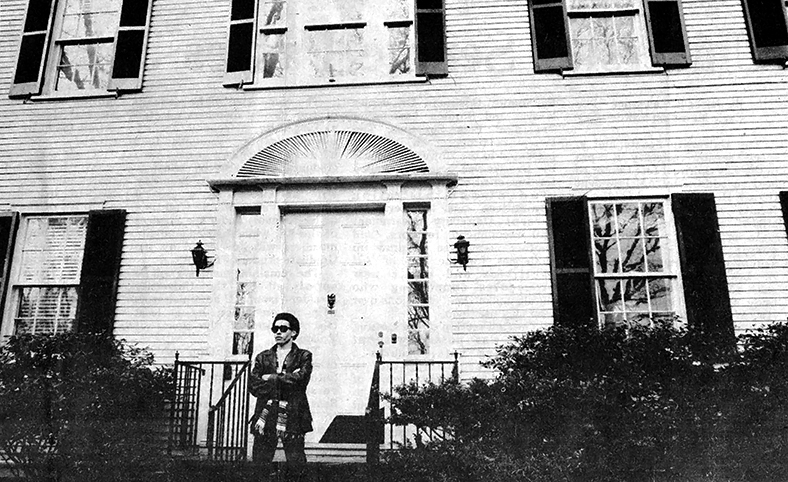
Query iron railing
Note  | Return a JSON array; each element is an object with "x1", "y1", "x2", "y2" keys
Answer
[
  {"x1": 168, "y1": 353, "x2": 252, "y2": 458},
  {"x1": 206, "y1": 358, "x2": 253, "y2": 461},
  {"x1": 366, "y1": 352, "x2": 459, "y2": 464}
]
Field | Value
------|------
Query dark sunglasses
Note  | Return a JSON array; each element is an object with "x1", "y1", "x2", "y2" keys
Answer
[{"x1": 272, "y1": 325, "x2": 291, "y2": 333}]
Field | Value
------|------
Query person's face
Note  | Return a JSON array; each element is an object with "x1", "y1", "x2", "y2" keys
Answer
[{"x1": 272, "y1": 321, "x2": 294, "y2": 345}]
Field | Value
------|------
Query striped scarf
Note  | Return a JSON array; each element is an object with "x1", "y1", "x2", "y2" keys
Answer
[{"x1": 257, "y1": 399, "x2": 288, "y2": 437}]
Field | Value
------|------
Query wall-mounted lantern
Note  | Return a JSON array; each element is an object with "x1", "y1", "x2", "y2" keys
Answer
[
  {"x1": 454, "y1": 235, "x2": 470, "y2": 271},
  {"x1": 191, "y1": 240, "x2": 214, "y2": 277}
]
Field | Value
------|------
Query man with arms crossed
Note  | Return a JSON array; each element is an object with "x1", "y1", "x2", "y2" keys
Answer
[{"x1": 250, "y1": 312, "x2": 313, "y2": 480}]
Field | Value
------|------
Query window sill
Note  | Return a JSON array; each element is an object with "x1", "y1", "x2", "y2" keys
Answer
[
  {"x1": 241, "y1": 76, "x2": 429, "y2": 91},
  {"x1": 27, "y1": 91, "x2": 118, "y2": 102},
  {"x1": 561, "y1": 66, "x2": 665, "y2": 77}
]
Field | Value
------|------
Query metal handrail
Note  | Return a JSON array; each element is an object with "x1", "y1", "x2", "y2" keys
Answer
[
  {"x1": 168, "y1": 354, "x2": 252, "y2": 458},
  {"x1": 365, "y1": 352, "x2": 459, "y2": 464},
  {"x1": 206, "y1": 357, "x2": 253, "y2": 461}
]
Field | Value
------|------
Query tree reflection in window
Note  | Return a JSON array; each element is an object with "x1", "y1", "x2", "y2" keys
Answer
[
  {"x1": 405, "y1": 209, "x2": 429, "y2": 354},
  {"x1": 590, "y1": 201, "x2": 675, "y2": 328}
]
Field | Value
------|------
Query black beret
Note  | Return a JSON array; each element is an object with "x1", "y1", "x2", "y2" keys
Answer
[{"x1": 273, "y1": 312, "x2": 300, "y2": 337}]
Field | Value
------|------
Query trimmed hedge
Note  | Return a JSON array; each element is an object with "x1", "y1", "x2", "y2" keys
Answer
[
  {"x1": 0, "y1": 333, "x2": 173, "y2": 482},
  {"x1": 385, "y1": 323, "x2": 788, "y2": 482}
]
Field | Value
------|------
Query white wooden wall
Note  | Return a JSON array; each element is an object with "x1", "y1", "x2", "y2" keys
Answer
[{"x1": 1, "y1": 0, "x2": 787, "y2": 379}]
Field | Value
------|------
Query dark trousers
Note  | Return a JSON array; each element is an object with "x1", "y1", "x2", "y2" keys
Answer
[{"x1": 253, "y1": 431, "x2": 307, "y2": 479}]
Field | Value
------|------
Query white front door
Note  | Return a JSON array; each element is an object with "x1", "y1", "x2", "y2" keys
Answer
[{"x1": 279, "y1": 209, "x2": 398, "y2": 444}]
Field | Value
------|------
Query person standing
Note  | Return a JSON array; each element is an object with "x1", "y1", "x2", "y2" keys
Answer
[{"x1": 249, "y1": 312, "x2": 313, "y2": 480}]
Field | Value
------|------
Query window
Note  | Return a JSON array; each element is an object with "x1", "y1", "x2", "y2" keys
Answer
[
  {"x1": 11, "y1": 216, "x2": 88, "y2": 334},
  {"x1": 10, "y1": 0, "x2": 153, "y2": 98},
  {"x1": 223, "y1": 0, "x2": 447, "y2": 87},
  {"x1": 547, "y1": 194, "x2": 735, "y2": 347},
  {"x1": 589, "y1": 200, "x2": 681, "y2": 328},
  {"x1": 231, "y1": 208, "x2": 260, "y2": 356},
  {"x1": 1, "y1": 210, "x2": 126, "y2": 338},
  {"x1": 528, "y1": 0, "x2": 691, "y2": 73},
  {"x1": 741, "y1": 0, "x2": 788, "y2": 63},
  {"x1": 405, "y1": 208, "x2": 429, "y2": 355}
]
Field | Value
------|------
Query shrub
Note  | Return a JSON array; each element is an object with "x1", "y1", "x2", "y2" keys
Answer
[
  {"x1": 385, "y1": 323, "x2": 788, "y2": 481},
  {"x1": 0, "y1": 332, "x2": 173, "y2": 482}
]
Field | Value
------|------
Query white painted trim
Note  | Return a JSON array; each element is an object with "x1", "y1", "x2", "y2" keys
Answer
[{"x1": 221, "y1": 117, "x2": 448, "y2": 178}]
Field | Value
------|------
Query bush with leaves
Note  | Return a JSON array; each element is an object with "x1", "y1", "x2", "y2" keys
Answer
[
  {"x1": 385, "y1": 322, "x2": 788, "y2": 481},
  {"x1": 0, "y1": 332, "x2": 173, "y2": 482}
]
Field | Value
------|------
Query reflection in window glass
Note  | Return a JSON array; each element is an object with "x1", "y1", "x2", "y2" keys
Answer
[
  {"x1": 232, "y1": 210, "x2": 260, "y2": 354},
  {"x1": 388, "y1": 26, "x2": 411, "y2": 74},
  {"x1": 405, "y1": 209, "x2": 429, "y2": 354},
  {"x1": 54, "y1": 0, "x2": 122, "y2": 93},
  {"x1": 567, "y1": 0, "x2": 649, "y2": 72},
  {"x1": 589, "y1": 200, "x2": 677, "y2": 329},
  {"x1": 261, "y1": 34, "x2": 285, "y2": 78}
]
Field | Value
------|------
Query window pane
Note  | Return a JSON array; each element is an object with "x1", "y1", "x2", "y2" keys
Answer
[
  {"x1": 620, "y1": 238, "x2": 645, "y2": 272},
  {"x1": 645, "y1": 237, "x2": 664, "y2": 272},
  {"x1": 408, "y1": 330, "x2": 429, "y2": 355},
  {"x1": 591, "y1": 203, "x2": 615, "y2": 237},
  {"x1": 648, "y1": 278, "x2": 673, "y2": 312},
  {"x1": 56, "y1": 43, "x2": 115, "y2": 92},
  {"x1": 407, "y1": 257, "x2": 428, "y2": 279},
  {"x1": 597, "y1": 279, "x2": 623, "y2": 313},
  {"x1": 21, "y1": 216, "x2": 87, "y2": 283},
  {"x1": 616, "y1": 203, "x2": 641, "y2": 237},
  {"x1": 233, "y1": 332, "x2": 254, "y2": 355},
  {"x1": 388, "y1": 26, "x2": 411, "y2": 75},
  {"x1": 408, "y1": 281, "x2": 429, "y2": 304},
  {"x1": 594, "y1": 237, "x2": 618, "y2": 273},
  {"x1": 233, "y1": 307, "x2": 255, "y2": 330},
  {"x1": 570, "y1": 14, "x2": 645, "y2": 70},
  {"x1": 261, "y1": 1, "x2": 286, "y2": 26},
  {"x1": 61, "y1": 0, "x2": 121, "y2": 39},
  {"x1": 387, "y1": 0, "x2": 410, "y2": 18},
  {"x1": 261, "y1": 34, "x2": 285, "y2": 78},
  {"x1": 623, "y1": 277, "x2": 648, "y2": 312},
  {"x1": 408, "y1": 306, "x2": 430, "y2": 329},
  {"x1": 303, "y1": 0, "x2": 364, "y2": 23},
  {"x1": 236, "y1": 281, "x2": 255, "y2": 305},
  {"x1": 407, "y1": 232, "x2": 427, "y2": 256},
  {"x1": 307, "y1": 29, "x2": 365, "y2": 79},
  {"x1": 16, "y1": 287, "x2": 77, "y2": 335},
  {"x1": 642, "y1": 202, "x2": 666, "y2": 236},
  {"x1": 569, "y1": 0, "x2": 637, "y2": 9},
  {"x1": 405, "y1": 210, "x2": 428, "y2": 232}
]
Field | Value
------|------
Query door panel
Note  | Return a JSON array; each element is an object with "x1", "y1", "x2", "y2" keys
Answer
[{"x1": 280, "y1": 210, "x2": 396, "y2": 444}]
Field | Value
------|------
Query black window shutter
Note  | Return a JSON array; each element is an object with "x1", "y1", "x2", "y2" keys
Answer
[
  {"x1": 672, "y1": 193, "x2": 735, "y2": 351},
  {"x1": 528, "y1": 0, "x2": 573, "y2": 72},
  {"x1": 224, "y1": 0, "x2": 257, "y2": 86},
  {"x1": 0, "y1": 213, "x2": 20, "y2": 326},
  {"x1": 780, "y1": 191, "x2": 788, "y2": 239},
  {"x1": 415, "y1": 0, "x2": 448, "y2": 76},
  {"x1": 108, "y1": 0, "x2": 153, "y2": 91},
  {"x1": 644, "y1": 0, "x2": 692, "y2": 66},
  {"x1": 75, "y1": 210, "x2": 126, "y2": 336},
  {"x1": 9, "y1": 0, "x2": 57, "y2": 98},
  {"x1": 741, "y1": 0, "x2": 788, "y2": 62},
  {"x1": 546, "y1": 197, "x2": 596, "y2": 328}
]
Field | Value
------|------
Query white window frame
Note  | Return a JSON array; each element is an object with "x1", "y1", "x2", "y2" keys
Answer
[
  {"x1": 2, "y1": 215, "x2": 88, "y2": 337},
  {"x1": 566, "y1": 0, "x2": 653, "y2": 73},
  {"x1": 250, "y1": 0, "x2": 418, "y2": 87},
  {"x1": 587, "y1": 198, "x2": 685, "y2": 329}
]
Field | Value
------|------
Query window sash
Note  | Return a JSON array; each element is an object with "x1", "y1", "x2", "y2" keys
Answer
[
  {"x1": 588, "y1": 199, "x2": 683, "y2": 328},
  {"x1": 248, "y1": 0, "x2": 417, "y2": 86}
]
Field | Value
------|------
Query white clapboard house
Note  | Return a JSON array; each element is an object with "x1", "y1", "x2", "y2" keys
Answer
[{"x1": 1, "y1": 0, "x2": 787, "y2": 461}]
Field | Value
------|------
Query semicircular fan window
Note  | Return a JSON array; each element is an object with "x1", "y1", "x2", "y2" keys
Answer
[{"x1": 236, "y1": 130, "x2": 429, "y2": 178}]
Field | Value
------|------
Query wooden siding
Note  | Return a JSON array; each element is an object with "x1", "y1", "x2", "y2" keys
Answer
[{"x1": 1, "y1": 0, "x2": 787, "y2": 379}]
